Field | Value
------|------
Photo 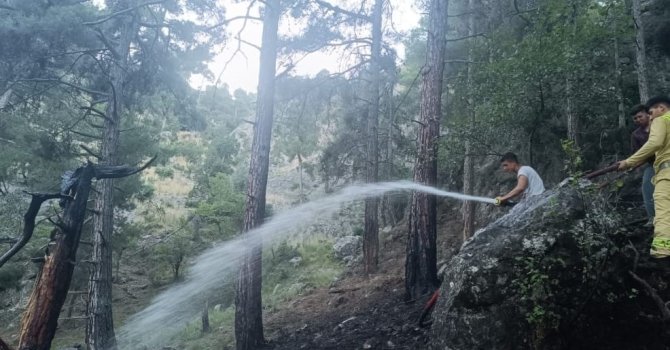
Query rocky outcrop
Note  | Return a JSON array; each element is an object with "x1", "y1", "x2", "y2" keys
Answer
[
  {"x1": 430, "y1": 179, "x2": 670, "y2": 350},
  {"x1": 333, "y1": 236, "x2": 362, "y2": 266}
]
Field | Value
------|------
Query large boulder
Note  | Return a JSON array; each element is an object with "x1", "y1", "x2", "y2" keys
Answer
[{"x1": 429, "y1": 179, "x2": 670, "y2": 350}]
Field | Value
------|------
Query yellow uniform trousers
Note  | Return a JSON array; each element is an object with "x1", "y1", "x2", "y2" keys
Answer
[{"x1": 652, "y1": 168, "x2": 670, "y2": 257}]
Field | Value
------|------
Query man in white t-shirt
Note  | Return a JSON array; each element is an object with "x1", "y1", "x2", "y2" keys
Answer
[{"x1": 495, "y1": 152, "x2": 545, "y2": 206}]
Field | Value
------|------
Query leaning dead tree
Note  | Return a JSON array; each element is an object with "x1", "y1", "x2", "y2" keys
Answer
[{"x1": 0, "y1": 158, "x2": 153, "y2": 350}]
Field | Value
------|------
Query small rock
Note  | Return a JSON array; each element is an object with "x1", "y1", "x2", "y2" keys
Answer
[
  {"x1": 333, "y1": 236, "x2": 362, "y2": 261},
  {"x1": 289, "y1": 256, "x2": 302, "y2": 267},
  {"x1": 363, "y1": 338, "x2": 375, "y2": 349},
  {"x1": 328, "y1": 295, "x2": 348, "y2": 307}
]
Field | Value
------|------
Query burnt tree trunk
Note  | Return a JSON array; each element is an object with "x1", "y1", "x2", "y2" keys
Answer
[
  {"x1": 15, "y1": 161, "x2": 152, "y2": 350},
  {"x1": 18, "y1": 164, "x2": 95, "y2": 350},
  {"x1": 86, "y1": 4, "x2": 137, "y2": 350},
  {"x1": 234, "y1": 1, "x2": 280, "y2": 349},
  {"x1": 363, "y1": 0, "x2": 383, "y2": 275},
  {"x1": 405, "y1": 0, "x2": 448, "y2": 301}
]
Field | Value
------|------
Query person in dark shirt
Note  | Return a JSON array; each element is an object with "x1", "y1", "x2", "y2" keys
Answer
[{"x1": 630, "y1": 104, "x2": 655, "y2": 226}]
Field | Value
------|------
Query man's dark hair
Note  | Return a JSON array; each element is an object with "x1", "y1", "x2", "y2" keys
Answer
[
  {"x1": 645, "y1": 95, "x2": 670, "y2": 109},
  {"x1": 500, "y1": 152, "x2": 519, "y2": 163},
  {"x1": 629, "y1": 104, "x2": 647, "y2": 116}
]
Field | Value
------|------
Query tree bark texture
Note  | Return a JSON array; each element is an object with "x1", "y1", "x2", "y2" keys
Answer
[
  {"x1": 565, "y1": 1, "x2": 579, "y2": 147},
  {"x1": 405, "y1": 0, "x2": 448, "y2": 301},
  {"x1": 86, "y1": 6, "x2": 137, "y2": 350},
  {"x1": 18, "y1": 165, "x2": 95, "y2": 350},
  {"x1": 201, "y1": 301, "x2": 210, "y2": 333},
  {"x1": 235, "y1": 1, "x2": 280, "y2": 349},
  {"x1": 614, "y1": 36, "x2": 626, "y2": 129},
  {"x1": 363, "y1": 0, "x2": 383, "y2": 275},
  {"x1": 632, "y1": 0, "x2": 649, "y2": 102},
  {"x1": 461, "y1": 0, "x2": 477, "y2": 242}
]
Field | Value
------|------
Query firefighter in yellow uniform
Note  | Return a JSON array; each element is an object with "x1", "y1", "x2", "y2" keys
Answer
[{"x1": 619, "y1": 95, "x2": 670, "y2": 258}]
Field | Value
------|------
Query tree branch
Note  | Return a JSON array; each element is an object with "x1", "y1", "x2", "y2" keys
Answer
[
  {"x1": 80, "y1": 144, "x2": 102, "y2": 160},
  {"x1": 629, "y1": 270, "x2": 670, "y2": 321},
  {"x1": 313, "y1": 0, "x2": 370, "y2": 22},
  {"x1": 215, "y1": 0, "x2": 257, "y2": 86},
  {"x1": 446, "y1": 33, "x2": 486, "y2": 42},
  {"x1": 83, "y1": 0, "x2": 167, "y2": 26},
  {"x1": 94, "y1": 29, "x2": 121, "y2": 59},
  {"x1": 207, "y1": 15, "x2": 263, "y2": 30},
  {"x1": 0, "y1": 193, "x2": 63, "y2": 268},
  {"x1": 94, "y1": 156, "x2": 157, "y2": 179},
  {"x1": 14, "y1": 78, "x2": 108, "y2": 97}
]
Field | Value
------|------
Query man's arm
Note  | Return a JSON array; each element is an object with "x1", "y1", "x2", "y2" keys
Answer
[
  {"x1": 498, "y1": 175, "x2": 529, "y2": 202},
  {"x1": 621, "y1": 118, "x2": 666, "y2": 169}
]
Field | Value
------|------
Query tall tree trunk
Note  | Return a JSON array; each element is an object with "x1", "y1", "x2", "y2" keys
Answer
[
  {"x1": 632, "y1": 0, "x2": 650, "y2": 102},
  {"x1": 565, "y1": 0, "x2": 579, "y2": 147},
  {"x1": 297, "y1": 153, "x2": 304, "y2": 202},
  {"x1": 363, "y1": 0, "x2": 383, "y2": 275},
  {"x1": 234, "y1": 0, "x2": 280, "y2": 348},
  {"x1": 381, "y1": 89, "x2": 397, "y2": 227},
  {"x1": 18, "y1": 165, "x2": 95, "y2": 350},
  {"x1": 201, "y1": 301, "x2": 210, "y2": 333},
  {"x1": 614, "y1": 36, "x2": 626, "y2": 129},
  {"x1": 86, "y1": 7, "x2": 137, "y2": 350},
  {"x1": 461, "y1": 0, "x2": 477, "y2": 242},
  {"x1": 405, "y1": 0, "x2": 449, "y2": 301},
  {"x1": 566, "y1": 77, "x2": 578, "y2": 146}
]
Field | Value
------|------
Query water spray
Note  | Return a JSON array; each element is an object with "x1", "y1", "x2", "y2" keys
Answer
[{"x1": 117, "y1": 181, "x2": 503, "y2": 348}]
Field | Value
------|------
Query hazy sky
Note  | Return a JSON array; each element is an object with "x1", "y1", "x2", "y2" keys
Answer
[{"x1": 191, "y1": 0, "x2": 422, "y2": 92}]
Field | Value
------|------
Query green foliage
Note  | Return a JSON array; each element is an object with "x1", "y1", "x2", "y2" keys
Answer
[
  {"x1": 194, "y1": 173, "x2": 245, "y2": 239},
  {"x1": 148, "y1": 228, "x2": 196, "y2": 285},
  {"x1": 263, "y1": 236, "x2": 342, "y2": 311},
  {"x1": 560, "y1": 139, "x2": 583, "y2": 176},
  {"x1": 0, "y1": 262, "x2": 24, "y2": 291},
  {"x1": 155, "y1": 166, "x2": 175, "y2": 179},
  {"x1": 172, "y1": 307, "x2": 235, "y2": 349},
  {"x1": 513, "y1": 255, "x2": 561, "y2": 329}
]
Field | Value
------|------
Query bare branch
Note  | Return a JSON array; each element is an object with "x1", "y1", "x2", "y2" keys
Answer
[
  {"x1": 0, "y1": 193, "x2": 63, "y2": 268},
  {"x1": 94, "y1": 155, "x2": 157, "y2": 179},
  {"x1": 83, "y1": 0, "x2": 167, "y2": 26},
  {"x1": 80, "y1": 144, "x2": 102, "y2": 160},
  {"x1": 446, "y1": 59, "x2": 476, "y2": 64},
  {"x1": 239, "y1": 38, "x2": 262, "y2": 51},
  {"x1": 13, "y1": 78, "x2": 108, "y2": 97},
  {"x1": 215, "y1": 0, "x2": 257, "y2": 86},
  {"x1": 446, "y1": 33, "x2": 486, "y2": 42},
  {"x1": 629, "y1": 270, "x2": 670, "y2": 321},
  {"x1": 314, "y1": 0, "x2": 370, "y2": 22},
  {"x1": 70, "y1": 130, "x2": 102, "y2": 140},
  {"x1": 207, "y1": 15, "x2": 263, "y2": 30},
  {"x1": 94, "y1": 29, "x2": 121, "y2": 59}
]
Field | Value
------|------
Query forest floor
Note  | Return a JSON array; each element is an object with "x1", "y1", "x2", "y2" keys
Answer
[{"x1": 264, "y1": 210, "x2": 462, "y2": 350}]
